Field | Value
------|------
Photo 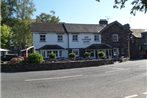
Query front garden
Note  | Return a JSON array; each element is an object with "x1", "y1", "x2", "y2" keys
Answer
[{"x1": 1, "y1": 52, "x2": 114, "y2": 72}]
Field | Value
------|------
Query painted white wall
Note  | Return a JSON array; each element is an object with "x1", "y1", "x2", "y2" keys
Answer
[
  {"x1": 33, "y1": 32, "x2": 101, "y2": 50},
  {"x1": 68, "y1": 33, "x2": 101, "y2": 48},
  {"x1": 33, "y1": 32, "x2": 68, "y2": 49},
  {"x1": 33, "y1": 32, "x2": 101, "y2": 58}
]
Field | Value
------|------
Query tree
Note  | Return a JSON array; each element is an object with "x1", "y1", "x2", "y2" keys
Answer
[
  {"x1": 1, "y1": 0, "x2": 18, "y2": 26},
  {"x1": 36, "y1": 11, "x2": 60, "y2": 23},
  {"x1": 96, "y1": 0, "x2": 147, "y2": 15},
  {"x1": 12, "y1": 19, "x2": 32, "y2": 50},
  {"x1": 15, "y1": 0, "x2": 36, "y2": 20},
  {"x1": 1, "y1": 25, "x2": 12, "y2": 49},
  {"x1": 1, "y1": 0, "x2": 36, "y2": 51}
]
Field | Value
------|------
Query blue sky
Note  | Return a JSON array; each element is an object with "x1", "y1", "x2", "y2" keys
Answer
[{"x1": 33, "y1": 0, "x2": 147, "y2": 29}]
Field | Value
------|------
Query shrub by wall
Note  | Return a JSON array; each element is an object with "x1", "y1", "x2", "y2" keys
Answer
[
  {"x1": 98, "y1": 51, "x2": 106, "y2": 59},
  {"x1": 69, "y1": 53, "x2": 76, "y2": 60},
  {"x1": 27, "y1": 53, "x2": 44, "y2": 64},
  {"x1": 49, "y1": 53, "x2": 56, "y2": 60},
  {"x1": 84, "y1": 52, "x2": 90, "y2": 59}
]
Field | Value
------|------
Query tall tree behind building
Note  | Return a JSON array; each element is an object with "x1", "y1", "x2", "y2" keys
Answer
[{"x1": 36, "y1": 11, "x2": 60, "y2": 23}]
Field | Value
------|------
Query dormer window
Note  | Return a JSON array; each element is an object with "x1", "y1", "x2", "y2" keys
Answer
[{"x1": 112, "y1": 34, "x2": 118, "y2": 42}]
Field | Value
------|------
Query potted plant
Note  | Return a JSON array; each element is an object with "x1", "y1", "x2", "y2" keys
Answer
[
  {"x1": 98, "y1": 51, "x2": 106, "y2": 59},
  {"x1": 69, "y1": 52, "x2": 76, "y2": 60},
  {"x1": 49, "y1": 52, "x2": 56, "y2": 62},
  {"x1": 84, "y1": 52, "x2": 90, "y2": 59}
]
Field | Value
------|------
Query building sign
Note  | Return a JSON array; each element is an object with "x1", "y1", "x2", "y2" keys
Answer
[{"x1": 82, "y1": 36, "x2": 91, "y2": 43}]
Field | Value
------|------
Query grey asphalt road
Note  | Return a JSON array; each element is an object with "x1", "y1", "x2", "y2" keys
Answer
[{"x1": 1, "y1": 60, "x2": 147, "y2": 98}]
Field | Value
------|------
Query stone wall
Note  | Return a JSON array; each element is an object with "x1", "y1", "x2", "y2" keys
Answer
[
  {"x1": 1, "y1": 59, "x2": 113, "y2": 72},
  {"x1": 101, "y1": 22, "x2": 130, "y2": 58}
]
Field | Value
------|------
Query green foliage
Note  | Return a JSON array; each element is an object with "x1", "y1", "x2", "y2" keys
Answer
[
  {"x1": 36, "y1": 11, "x2": 60, "y2": 23},
  {"x1": 1, "y1": 0, "x2": 35, "y2": 25},
  {"x1": 1, "y1": 0, "x2": 17, "y2": 26},
  {"x1": 15, "y1": 0, "x2": 36, "y2": 20},
  {"x1": 28, "y1": 53, "x2": 44, "y2": 64},
  {"x1": 84, "y1": 52, "x2": 90, "y2": 58},
  {"x1": 12, "y1": 19, "x2": 32, "y2": 49},
  {"x1": 69, "y1": 53, "x2": 76, "y2": 60},
  {"x1": 1, "y1": 24, "x2": 12, "y2": 48},
  {"x1": 98, "y1": 51, "x2": 106, "y2": 59},
  {"x1": 96, "y1": 0, "x2": 147, "y2": 15},
  {"x1": 49, "y1": 53, "x2": 56, "y2": 59},
  {"x1": 1, "y1": 0, "x2": 35, "y2": 50}
]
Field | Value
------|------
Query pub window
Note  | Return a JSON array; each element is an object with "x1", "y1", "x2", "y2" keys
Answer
[
  {"x1": 57, "y1": 35, "x2": 63, "y2": 42},
  {"x1": 112, "y1": 34, "x2": 118, "y2": 42},
  {"x1": 72, "y1": 35, "x2": 78, "y2": 41},
  {"x1": 94, "y1": 34, "x2": 99, "y2": 41},
  {"x1": 40, "y1": 34, "x2": 46, "y2": 42}
]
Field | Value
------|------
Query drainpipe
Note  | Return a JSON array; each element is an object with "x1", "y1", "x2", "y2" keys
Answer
[
  {"x1": 62, "y1": 23, "x2": 69, "y2": 58},
  {"x1": 128, "y1": 33, "x2": 132, "y2": 60},
  {"x1": 67, "y1": 32, "x2": 69, "y2": 57}
]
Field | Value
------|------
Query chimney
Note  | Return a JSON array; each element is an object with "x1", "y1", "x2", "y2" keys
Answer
[
  {"x1": 99, "y1": 19, "x2": 108, "y2": 25},
  {"x1": 123, "y1": 24, "x2": 130, "y2": 30}
]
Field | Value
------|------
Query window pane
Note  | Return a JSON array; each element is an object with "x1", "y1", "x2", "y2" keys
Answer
[
  {"x1": 40, "y1": 35, "x2": 46, "y2": 42},
  {"x1": 59, "y1": 51, "x2": 62, "y2": 57},
  {"x1": 112, "y1": 34, "x2": 118, "y2": 42},
  {"x1": 72, "y1": 35, "x2": 78, "y2": 41},
  {"x1": 58, "y1": 35, "x2": 63, "y2": 42},
  {"x1": 94, "y1": 35, "x2": 99, "y2": 41}
]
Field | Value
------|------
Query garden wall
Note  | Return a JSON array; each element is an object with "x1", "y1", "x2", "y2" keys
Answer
[{"x1": 1, "y1": 59, "x2": 114, "y2": 72}]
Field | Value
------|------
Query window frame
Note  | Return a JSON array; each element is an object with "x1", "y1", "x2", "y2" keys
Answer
[
  {"x1": 113, "y1": 48, "x2": 119, "y2": 56},
  {"x1": 112, "y1": 34, "x2": 119, "y2": 42},
  {"x1": 40, "y1": 34, "x2": 46, "y2": 42},
  {"x1": 94, "y1": 34, "x2": 100, "y2": 42},
  {"x1": 57, "y1": 35, "x2": 63, "y2": 42},
  {"x1": 72, "y1": 34, "x2": 78, "y2": 42}
]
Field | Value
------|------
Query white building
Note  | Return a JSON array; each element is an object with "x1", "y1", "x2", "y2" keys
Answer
[{"x1": 32, "y1": 21, "x2": 113, "y2": 59}]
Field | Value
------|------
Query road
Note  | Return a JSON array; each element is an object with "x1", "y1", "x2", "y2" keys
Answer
[{"x1": 1, "y1": 60, "x2": 147, "y2": 98}]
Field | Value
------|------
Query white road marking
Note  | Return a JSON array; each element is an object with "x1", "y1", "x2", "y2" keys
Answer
[
  {"x1": 105, "y1": 68, "x2": 125, "y2": 73},
  {"x1": 25, "y1": 75, "x2": 83, "y2": 82},
  {"x1": 124, "y1": 94, "x2": 138, "y2": 98},
  {"x1": 143, "y1": 92, "x2": 147, "y2": 95}
]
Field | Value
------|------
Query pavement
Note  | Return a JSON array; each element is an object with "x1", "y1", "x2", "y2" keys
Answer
[{"x1": 1, "y1": 60, "x2": 147, "y2": 98}]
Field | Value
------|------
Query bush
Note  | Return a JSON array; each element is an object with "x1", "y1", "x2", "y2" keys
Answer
[
  {"x1": 27, "y1": 53, "x2": 44, "y2": 64},
  {"x1": 49, "y1": 53, "x2": 56, "y2": 59},
  {"x1": 84, "y1": 52, "x2": 90, "y2": 58},
  {"x1": 98, "y1": 51, "x2": 106, "y2": 59},
  {"x1": 69, "y1": 53, "x2": 76, "y2": 60}
]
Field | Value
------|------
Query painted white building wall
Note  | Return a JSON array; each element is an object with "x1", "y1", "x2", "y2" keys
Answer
[
  {"x1": 68, "y1": 33, "x2": 101, "y2": 48},
  {"x1": 33, "y1": 32, "x2": 102, "y2": 58},
  {"x1": 33, "y1": 32, "x2": 68, "y2": 49}
]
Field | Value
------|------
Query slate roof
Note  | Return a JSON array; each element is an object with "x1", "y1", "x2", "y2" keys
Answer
[
  {"x1": 86, "y1": 44, "x2": 112, "y2": 49},
  {"x1": 38, "y1": 45, "x2": 64, "y2": 50},
  {"x1": 131, "y1": 29, "x2": 146, "y2": 38},
  {"x1": 31, "y1": 23, "x2": 66, "y2": 33},
  {"x1": 64, "y1": 23, "x2": 106, "y2": 33}
]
